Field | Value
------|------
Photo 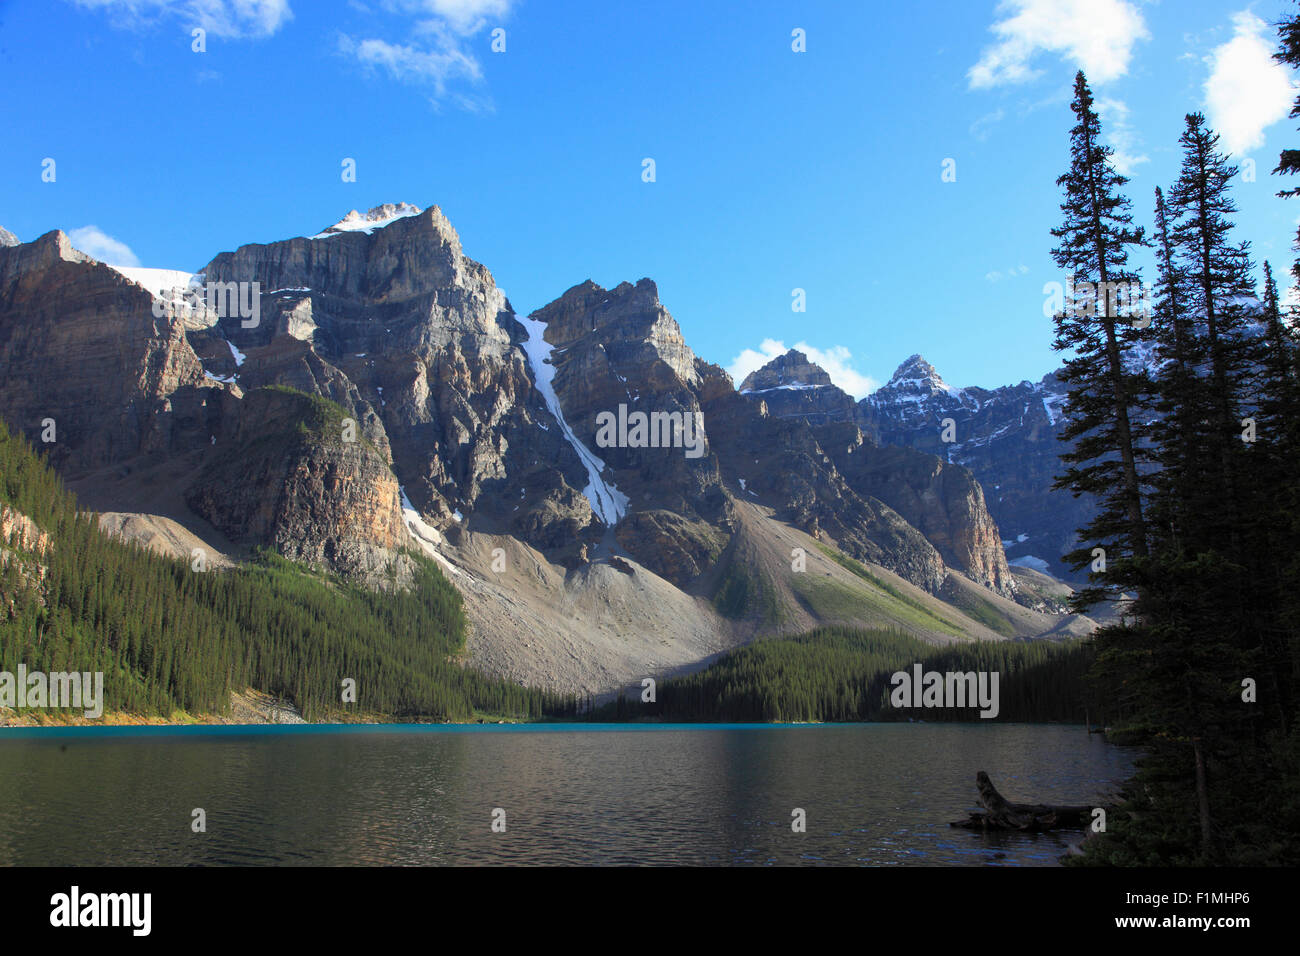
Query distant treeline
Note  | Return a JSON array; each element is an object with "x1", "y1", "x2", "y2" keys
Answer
[
  {"x1": 596, "y1": 626, "x2": 1093, "y2": 723},
  {"x1": 0, "y1": 420, "x2": 580, "y2": 721}
]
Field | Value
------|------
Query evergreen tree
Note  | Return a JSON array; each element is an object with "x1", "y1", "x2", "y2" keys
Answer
[
  {"x1": 1077, "y1": 111, "x2": 1300, "y2": 866},
  {"x1": 1049, "y1": 71, "x2": 1152, "y2": 609},
  {"x1": 1145, "y1": 185, "x2": 1205, "y2": 554},
  {"x1": 1273, "y1": 0, "x2": 1300, "y2": 286}
]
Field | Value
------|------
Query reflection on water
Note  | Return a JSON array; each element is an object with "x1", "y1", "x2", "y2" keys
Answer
[{"x1": 0, "y1": 723, "x2": 1135, "y2": 866}]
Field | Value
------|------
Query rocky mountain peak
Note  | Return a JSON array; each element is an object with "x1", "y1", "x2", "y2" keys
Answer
[
  {"x1": 315, "y1": 202, "x2": 425, "y2": 237},
  {"x1": 531, "y1": 277, "x2": 673, "y2": 349},
  {"x1": 200, "y1": 199, "x2": 480, "y2": 311},
  {"x1": 0, "y1": 225, "x2": 19, "y2": 247},
  {"x1": 888, "y1": 353, "x2": 942, "y2": 386},
  {"x1": 0, "y1": 230, "x2": 94, "y2": 286},
  {"x1": 870, "y1": 353, "x2": 967, "y2": 407},
  {"x1": 738, "y1": 349, "x2": 834, "y2": 392}
]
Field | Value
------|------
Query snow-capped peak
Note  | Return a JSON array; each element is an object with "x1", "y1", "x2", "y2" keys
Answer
[
  {"x1": 880, "y1": 354, "x2": 964, "y2": 400},
  {"x1": 312, "y1": 203, "x2": 422, "y2": 239}
]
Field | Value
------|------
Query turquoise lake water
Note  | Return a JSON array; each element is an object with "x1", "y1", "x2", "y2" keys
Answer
[{"x1": 0, "y1": 722, "x2": 1135, "y2": 866}]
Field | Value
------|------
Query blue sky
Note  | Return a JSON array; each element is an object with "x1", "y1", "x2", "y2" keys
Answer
[{"x1": 2, "y1": 0, "x2": 1299, "y2": 394}]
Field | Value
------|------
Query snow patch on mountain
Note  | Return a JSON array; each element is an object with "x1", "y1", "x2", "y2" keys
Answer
[
  {"x1": 739, "y1": 381, "x2": 827, "y2": 394},
  {"x1": 518, "y1": 313, "x2": 629, "y2": 525},
  {"x1": 109, "y1": 266, "x2": 200, "y2": 298},
  {"x1": 399, "y1": 486, "x2": 465, "y2": 578},
  {"x1": 1009, "y1": 555, "x2": 1050, "y2": 573},
  {"x1": 311, "y1": 203, "x2": 423, "y2": 239}
]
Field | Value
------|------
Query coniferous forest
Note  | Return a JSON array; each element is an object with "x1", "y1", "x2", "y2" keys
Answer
[
  {"x1": 1041, "y1": 19, "x2": 1300, "y2": 865},
  {"x1": 0, "y1": 420, "x2": 580, "y2": 722},
  {"x1": 596, "y1": 626, "x2": 1092, "y2": 723}
]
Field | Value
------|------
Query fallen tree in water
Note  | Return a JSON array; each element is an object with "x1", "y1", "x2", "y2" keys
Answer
[{"x1": 949, "y1": 771, "x2": 1093, "y2": 831}]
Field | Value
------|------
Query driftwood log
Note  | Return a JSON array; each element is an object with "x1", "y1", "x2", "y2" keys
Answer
[{"x1": 949, "y1": 771, "x2": 1092, "y2": 831}]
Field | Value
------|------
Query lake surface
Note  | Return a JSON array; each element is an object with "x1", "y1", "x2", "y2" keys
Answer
[{"x1": 0, "y1": 723, "x2": 1135, "y2": 866}]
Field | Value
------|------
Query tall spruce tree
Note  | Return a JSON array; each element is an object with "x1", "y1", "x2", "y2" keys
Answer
[
  {"x1": 1166, "y1": 113, "x2": 1256, "y2": 455},
  {"x1": 1081, "y1": 116, "x2": 1296, "y2": 865},
  {"x1": 1128, "y1": 114, "x2": 1259, "y2": 862},
  {"x1": 1274, "y1": 0, "x2": 1300, "y2": 286},
  {"x1": 1145, "y1": 185, "x2": 1205, "y2": 553},
  {"x1": 1049, "y1": 70, "x2": 1151, "y2": 610},
  {"x1": 1244, "y1": 262, "x2": 1300, "y2": 730}
]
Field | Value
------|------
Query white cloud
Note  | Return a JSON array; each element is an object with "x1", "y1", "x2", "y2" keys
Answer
[
  {"x1": 1095, "y1": 97, "x2": 1149, "y2": 175},
  {"x1": 338, "y1": 35, "x2": 481, "y2": 94},
  {"x1": 417, "y1": 0, "x2": 511, "y2": 35},
  {"x1": 1203, "y1": 10, "x2": 1298, "y2": 156},
  {"x1": 727, "y1": 339, "x2": 879, "y2": 399},
  {"x1": 68, "y1": 226, "x2": 141, "y2": 267},
  {"x1": 70, "y1": 0, "x2": 292, "y2": 39},
  {"x1": 970, "y1": 108, "x2": 1005, "y2": 141},
  {"x1": 985, "y1": 263, "x2": 1030, "y2": 282},
  {"x1": 968, "y1": 0, "x2": 1148, "y2": 89},
  {"x1": 339, "y1": 0, "x2": 512, "y2": 106}
]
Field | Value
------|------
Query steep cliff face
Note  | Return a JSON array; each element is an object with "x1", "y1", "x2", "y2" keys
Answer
[
  {"x1": 0, "y1": 227, "x2": 417, "y2": 586},
  {"x1": 197, "y1": 205, "x2": 598, "y2": 557},
  {"x1": 736, "y1": 349, "x2": 1015, "y2": 596},
  {"x1": 530, "y1": 285, "x2": 948, "y2": 593},
  {"x1": 859, "y1": 356, "x2": 1090, "y2": 580},
  {"x1": 0, "y1": 230, "x2": 220, "y2": 475},
  {"x1": 813, "y1": 423, "x2": 1016, "y2": 597},
  {"x1": 528, "y1": 278, "x2": 730, "y2": 583},
  {"x1": 184, "y1": 387, "x2": 408, "y2": 584},
  {"x1": 738, "y1": 349, "x2": 858, "y2": 424},
  {"x1": 735, "y1": 348, "x2": 1092, "y2": 583},
  {"x1": 0, "y1": 204, "x2": 1097, "y2": 699},
  {"x1": 704, "y1": 383, "x2": 948, "y2": 593}
]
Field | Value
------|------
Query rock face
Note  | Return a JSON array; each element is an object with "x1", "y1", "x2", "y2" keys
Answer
[
  {"x1": 739, "y1": 349, "x2": 833, "y2": 390},
  {"x1": 0, "y1": 227, "x2": 19, "y2": 248},
  {"x1": 738, "y1": 350, "x2": 858, "y2": 425},
  {"x1": 738, "y1": 347, "x2": 1091, "y2": 583},
  {"x1": 0, "y1": 226, "x2": 416, "y2": 586},
  {"x1": 0, "y1": 203, "x2": 1099, "y2": 685},
  {"x1": 859, "y1": 356, "x2": 1091, "y2": 581},
  {"x1": 184, "y1": 387, "x2": 407, "y2": 582},
  {"x1": 736, "y1": 349, "x2": 1016, "y2": 596},
  {"x1": 813, "y1": 424, "x2": 1016, "y2": 597},
  {"x1": 523, "y1": 280, "x2": 956, "y2": 593},
  {"x1": 198, "y1": 204, "x2": 598, "y2": 558},
  {"x1": 529, "y1": 278, "x2": 730, "y2": 582},
  {"x1": 0, "y1": 505, "x2": 51, "y2": 556},
  {"x1": 0, "y1": 230, "x2": 219, "y2": 475}
]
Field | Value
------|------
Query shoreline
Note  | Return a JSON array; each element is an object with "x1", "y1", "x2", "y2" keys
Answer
[{"x1": 0, "y1": 716, "x2": 1099, "y2": 735}]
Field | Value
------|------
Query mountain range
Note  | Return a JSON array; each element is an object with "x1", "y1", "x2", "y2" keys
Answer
[
  {"x1": 740, "y1": 348, "x2": 1091, "y2": 582},
  {"x1": 0, "y1": 204, "x2": 1096, "y2": 699}
]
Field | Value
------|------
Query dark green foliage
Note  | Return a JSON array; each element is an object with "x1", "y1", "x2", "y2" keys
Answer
[
  {"x1": 1049, "y1": 71, "x2": 1153, "y2": 612},
  {"x1": 0, "y1": 419, "x2": 579, "y2": 722},
  {"x1": 1061, "y1": 74, "x2": 1300, "y2": 864},
  {"x1": 596, "y1": 626, "x2": 1093, "y2": 724},
  {"x1": 1273, "y1": 0, "x2": 1300, "y2": 286}
]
